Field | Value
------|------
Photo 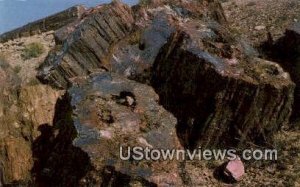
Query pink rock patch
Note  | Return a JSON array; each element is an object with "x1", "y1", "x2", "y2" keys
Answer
[{"x1": 224, "y1": 159, "x2": 245, "y2": 181}]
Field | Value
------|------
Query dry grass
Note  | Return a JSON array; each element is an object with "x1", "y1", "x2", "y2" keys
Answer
[{"x1": 0, "y1": 52, "x2": 10, "y2": 70}]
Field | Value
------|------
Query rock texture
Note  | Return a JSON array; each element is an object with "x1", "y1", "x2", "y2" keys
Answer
[
  {"x1": 151, "y1": 23, "x2": 294, "y2": 148},
  {"x1": 0, "y1": 0, "x2": 298, "y2": 186},
  {"x1": 32, "y1": 72, "x2": 182, "y2": 186},
  {"x1": 38, "y1": 2, "x2": 135, "y2": 88},
  {"x1": 0, "y1": 32, "x2": 62, "y2": 185},
  {"x1": 35, "y1": 0, "x2": 294, "y2": 149}
]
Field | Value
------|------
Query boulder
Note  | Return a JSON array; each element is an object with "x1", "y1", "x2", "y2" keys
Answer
[
  {"x1": 151, "y1": 19, "x2": 294, "y2": 148},
  {"x1": 36, "y1": 0, "x2": 294, "y2": 149},
  {"x1": 32, "y1": 72, "x2": 183, "y2": 186}
]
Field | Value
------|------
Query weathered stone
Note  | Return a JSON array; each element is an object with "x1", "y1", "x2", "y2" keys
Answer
[
  {"x1": 37, "y1": 0, "x2": 228, "y2": 89},
  {"x1": 32, "y1": 72, "x2": 182, "y2": 186},
  {"x1": 224, "y1": 158, "x2": 245, "y2": 182},
  {"x1": 109, "y1": 7, "x2": 177, "y2": 83},
  {"x1": 37, "y1": 1, "x2": 135, "y2": 88},
  {"x1": 0, "y1": 57, "x2": 62, "y2": 185},
  {"x1": 151, "y1": 19, "x2": 294, "y2": 148},
  {"x1": 0, "y1": 0, "x2": 297, "y2": 186}
]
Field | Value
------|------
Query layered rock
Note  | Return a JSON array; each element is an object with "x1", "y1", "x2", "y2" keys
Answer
[
  {"x1": 151, "y1": 20, "x2": 294, "y2": 148},
  {"x1": 37, "y1": 1, "x2": 135, "y2": 88},
  {"x1": 37, "y1": 0, "x2": 228, "y2": 88},
  {"x1": 0, "y1": 0, "x2": 297, "y2": 185},
  {"x1": 32, "y1": 72, "x2": 182, "y2": 186}
]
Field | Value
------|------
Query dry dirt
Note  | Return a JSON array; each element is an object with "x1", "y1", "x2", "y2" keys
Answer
[
  {"x1": 222, "y1": 0, "x2": 300, "y2": 46},
  {"x1": 0, "y1": 31, "x2": 55, "y2": 85}
]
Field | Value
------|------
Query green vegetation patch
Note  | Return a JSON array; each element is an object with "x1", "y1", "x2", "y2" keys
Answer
[{"x1": 21, "y1": 42, "x2": 44, "y2": 60}]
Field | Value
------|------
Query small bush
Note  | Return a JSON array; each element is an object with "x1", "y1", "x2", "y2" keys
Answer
[
  {"x1": 13, "y1": 66, "x2": 22, "y2": 74},
  {"x1": 0, "y1": 53, "x2": 10, "y2": 69},
  {"x1": 27, "y1": 78, "x2": 40, "y2": 86},
  {"x1": 21, "y1": 42, "x2": 44, "y2": 60},
  {"x1": 139, "y1": 0, "x2": 151, "y2": 6}
]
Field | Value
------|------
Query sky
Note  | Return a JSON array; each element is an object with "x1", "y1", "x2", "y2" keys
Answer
[{"x1": 0, "y1": 0, "x2": 138, "y2": 34}]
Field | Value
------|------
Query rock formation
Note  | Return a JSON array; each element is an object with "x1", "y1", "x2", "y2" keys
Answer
[
  {"x1": 0, "y1": 0, "x2": 297, "y2": 186},
  {"x1": 151, "y1": 24, "x2": 294, "y2": 148},
  {"x1": 32, "y1": 72, "x2": 182, "y2": 186},
  {"x1": 37, "y1": 2, "x2": 135, "y2": 88}
]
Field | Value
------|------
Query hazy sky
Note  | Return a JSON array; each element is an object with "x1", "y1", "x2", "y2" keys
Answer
[{"x1": 0, "y1": 0, "x2": 138, "y2": 34}]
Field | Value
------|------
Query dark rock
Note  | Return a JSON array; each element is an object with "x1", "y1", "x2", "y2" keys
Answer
[
  {"x1": 34, "y1": 72, "x2": 183, "y2": 186},
  {"x1": 38, "y1": 0, "x2": 228, "y2": 89},
  {"x1": 37, "y1": 1, "x2": 135, "y2": 88},
  {"x1": 0, "y1": 0, "x2": 296, "y2": 186},
  {"x1": 109, "y1": 8, "x2": 177, "y2": 83},
  {"x1": 151, "y1": 19, "x2": 294, "y2": 148}
]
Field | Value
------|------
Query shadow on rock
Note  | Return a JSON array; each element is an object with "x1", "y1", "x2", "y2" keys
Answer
[{"x1": 31, "y1": 95, "x2": 92, "y2": 186}]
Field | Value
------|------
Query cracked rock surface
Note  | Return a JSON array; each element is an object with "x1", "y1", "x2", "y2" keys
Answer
[{"x1": 0, "y1": 0, "x2": 298, "y2": 186}]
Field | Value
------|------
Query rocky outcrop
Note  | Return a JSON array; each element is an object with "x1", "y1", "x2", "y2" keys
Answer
[
  {"x1": 36, "y1": 0, "x2": 294, "y2": 149},
  {"x1": 37, "y1": 2, "x2": 135, "y2": 88},
  {"x1": 0, "y1": 0, "x2": 297, "y2": 186},
  {"x1": 37, "y1": 0, "x2": 228, "y2": 88},
  {"x1": 0, "y1": 35, "x2": 62, "y2": 185},
  {"x1": 0, "y1": 5, "x2": 86, "y2": 43},
  {"x1": 0, "y1": 82, "x2": 62, "y2": 185}
]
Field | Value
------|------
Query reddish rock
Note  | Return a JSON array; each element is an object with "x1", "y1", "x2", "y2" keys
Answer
[{"x1": 224, "y1": 159, "x2": 245, "y2": 181}]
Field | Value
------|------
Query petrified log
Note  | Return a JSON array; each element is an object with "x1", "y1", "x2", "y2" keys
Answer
[
  {"x1": 37, "y1": 1, "x2": 135, "y2": 88},
  {"x1": 32, "y1": 72, "x2": 182, "y2": 186},
  {"x1": 151, "y1": 21, "x2": 294, "y2": 148}
]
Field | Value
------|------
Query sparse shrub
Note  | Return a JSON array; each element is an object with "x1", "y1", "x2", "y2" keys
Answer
[
  {"x1": 27, "y1": 78, "x2": 40, "y2": 86},
  {"x1": 13, "y1": 65, "x2": 22, "y2": 74},
  {"x1": 0, "y1": 52, "x2": 10, "y2": 70},
  {"x1": 139, "y1": 0, "x2": 151, "y2": 6},
  {"x1": 21, "y1": 42, "x2": 44, "y2": 60}
]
